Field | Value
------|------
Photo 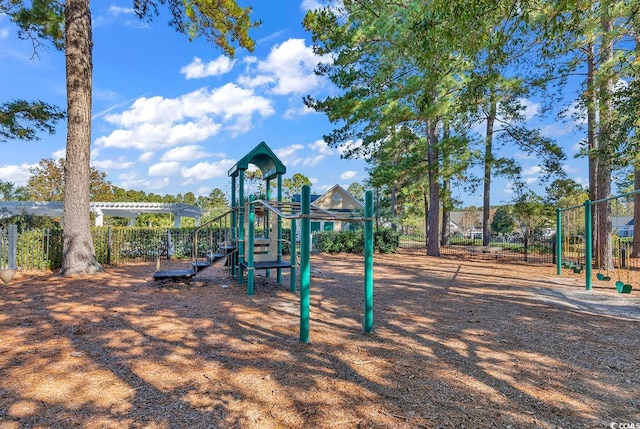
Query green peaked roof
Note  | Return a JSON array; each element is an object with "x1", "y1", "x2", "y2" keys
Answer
[{"x1": 228, "y1": 141, "x2": 286, "y2": 180}]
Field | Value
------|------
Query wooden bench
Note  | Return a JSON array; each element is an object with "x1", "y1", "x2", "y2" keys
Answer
[{"x1": 466, "y1": 246, "x2": 504, "y2": 258}]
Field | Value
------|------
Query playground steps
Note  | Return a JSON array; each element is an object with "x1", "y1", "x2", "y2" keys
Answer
[{"x1": 152, "y1": 251, "x2": 230, "y2": 281}]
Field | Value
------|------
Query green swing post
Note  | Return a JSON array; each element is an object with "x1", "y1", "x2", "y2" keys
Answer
[
  {"x1": 300, "y1": 185, "x2": 311, "y2": 343},
  {"x1": 237, "y1": 171, "x2": 245, "y2": 284},
  {"x1": 265, "y1": 180, "x2": 271, "y2": 279},
  {"x1": 556, "y1": 208, "x2": 562, "y2": 276},
  {"x1": 290, "y1": 217, "x2": 297, "y2": 292},
  {"x1": 230, "y1": 175, "x2": 237, "y2": 278},
  {"x1": 584, "y1": 199, "x2": 592, "y2": 291},
  {"x1": 277, "y1": 174, "x2": 283, "y2": 283},
  {"x1": 247, "y1": 197, "x2": 255, "y2": 295},
  {"x1": 364, "y1": 190, "x2": 374, "y2": 333}
]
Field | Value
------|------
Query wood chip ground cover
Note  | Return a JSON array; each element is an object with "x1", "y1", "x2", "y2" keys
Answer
[{"x1": 0, "y1": 250, "x2": 639, "y2": 428}]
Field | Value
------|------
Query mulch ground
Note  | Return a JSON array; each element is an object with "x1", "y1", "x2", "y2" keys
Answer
[{"x1": 1, "y1": 249, "x2": 639, "y2": 428}]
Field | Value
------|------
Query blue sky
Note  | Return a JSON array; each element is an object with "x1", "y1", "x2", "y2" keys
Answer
[{"x1": 0, "y1": 1, "x2": 589, "y2": 207}]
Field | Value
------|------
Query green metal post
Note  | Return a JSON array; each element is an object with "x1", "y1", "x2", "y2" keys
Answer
[
  {"x1": 247, "y1": 197, "x2": 255, "y2": 295},
  {"x1": 584, "y1": 199, "x2": 592, "y2": 291},
  {"x1": 300, "y1": 185, "x2": 311, "y2": 343},
  {"x1": 231, "y1": 175, "x2": 237, "y2": 277},
  {"x1": 238, "y1": 171, "x2": 245, "y2": 284},
  {"x1": 290, "y1": 217, "x2": 297, "y2": 292},
  {"x1": 364, "y1": 190, "x2": 374, "y2": 333},
  {"x1": 556, "y1": 208, "x2": 562, "y2": 276},
  {"x1": 277, "y1": 174, "x2": 283, "y2": 283},
  {"x1": 265, "y1": 180, "x2": 271, "y2": 278}
]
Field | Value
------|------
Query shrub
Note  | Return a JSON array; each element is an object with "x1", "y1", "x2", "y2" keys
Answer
[{"x1": 313, "y1": 227, "x2": 398, "y2": 254}]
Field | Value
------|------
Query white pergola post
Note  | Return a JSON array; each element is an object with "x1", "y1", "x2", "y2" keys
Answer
[{"x1": 94, "y1": 209, "x2": 104, "y2": 227}]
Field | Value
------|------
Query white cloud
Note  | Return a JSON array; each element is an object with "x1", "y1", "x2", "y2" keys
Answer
[
  {"x1": 196, "y1": 186, "x2": 211, "y2": 196},
  {"x1": 108, "y1": 6, "x2": 135, "y2": 16},
  {"x1": 522, "y1": 165, "x2": 541, "y2": 176},
  {"x1": 308, "y1": 140, "x2": 334, "y2": 155},
  {"x1": 239, "y1": 38, "x2": 332, "y2": 96},
  {"x1": 513, "y1": 151, "x2": 536, "y2": 160},
  {"x1": 337, "y1": 139, "x2": 364, "y2": 158},
  {"x1": 284, "y1": 103, "x2": 314, "y2": 119},
  {"x1": 118, "y1": 171, "x2": 170, "y2": 191},
  {"x1": 519, "y1": 98, "x2": 540, "y2": 122},
  {"x1": 180, "y1": 56, "x2": 236, "y2": 79},
  {"x1": 314, "y1": 183, "x2": 332, "y2": 193},
  {"x1": 575, "y1": 176, "x2": 589, "y2": 186},
  {"x1": 525, "y1": 177, "x2": 538, "y2": 185},
  {"x1": 256, "y1": 29, "x2": 289, "y2": 46},
  {"x1": 301, "y1": 0, "x2": 324, "y2": 11},
  {"x1": 92, "y1": 158, "x2": 134, "y2": 170},
  {"x1": 0, "y1": 163, "x2": 36, "y2": 186},
  {"x1": 0, "y1": 27, "x2": 9, "y2": 40},
  {"x1": 148, "y1": 161, "x2": 182, "y2": 176},
  {"x1": 181, "y1": 159, "x2": 236, "y2": 182},
  {"x1": 95, "y1": 84, "x2": 274, "y2": 150},
  {"x1": 274, "y1": 144, "x2": 304, "y2": 167},
  {"x1": 139, "y1": 152, "x2": 154, "y2": 163},
  {"x1": 540, "y1": 122, "x2": 573, "y2": 138},
  {"x1": 340, "y1": 170, "x2": 357, "y2": 180},
  {"x1": 161, "y1": 145, "x2": 214, "y2": 162},
  {"x1": 302, "y1": 154, "x2": 325, "y2": 167},
  {"x1": 561, "y1": 101, "x2": 587, "y2": 126},
  {"x1": 52, "y1": 149, "x2": 66, "y2": 159},
  {"x1": 243, "y1": 56, "x2": 258, "y2": 65},
  {"x1": 236, "y1": 74, "x2": 275, "y2": 89},
  {"x1": 504, "y1": 182, "x2": 514, "y2": 194},
  {"x1": 95, "y1": 5, "x2": 147, "y2": 28}
]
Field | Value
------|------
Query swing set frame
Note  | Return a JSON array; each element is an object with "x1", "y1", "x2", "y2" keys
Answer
[{"x1": 556, "y1": 188, "x2": 640, "y2": 293}]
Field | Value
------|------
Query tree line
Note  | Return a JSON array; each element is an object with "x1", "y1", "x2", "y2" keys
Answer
[
  {"x1": 0, "y1": 157, "x2": 364, "y2": 228},
  {"x1": 303, "y1": 0, "x2": 640, "y2": 266}
]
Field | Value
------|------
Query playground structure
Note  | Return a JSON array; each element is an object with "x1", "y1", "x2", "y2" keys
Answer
[
  {"x1": 556, "y1": 189, "x2": 640, "y2": 293},
  {"x1": 154, "y1": 142, "x2": 375, "y2": 342}
]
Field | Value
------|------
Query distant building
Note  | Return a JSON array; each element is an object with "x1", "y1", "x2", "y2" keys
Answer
[
  {"x1": 613, "y1": 217, "x2": 634, "y2": 237},
  {"x1": 293, "y1": 184, "x2": 364, "y2": 233},
  {"x1": 0, "y1": 201, "x2": 202, "y2": 227}
]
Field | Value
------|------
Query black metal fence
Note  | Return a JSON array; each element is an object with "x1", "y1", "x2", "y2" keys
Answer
[
  {"x1": 1, "y1": 226, "x2": 239, "y2": 271},
  {"x1": 2, "y1": 225, "x2": 557, "y2": 272},
  {"x1": 399, "y1": 232, "x2": 556, "y2": 264}
]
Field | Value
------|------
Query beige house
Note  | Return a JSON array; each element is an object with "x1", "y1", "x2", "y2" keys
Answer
[
  {"x1": 311, "y1": 184, "x2": 365, "y2": 232},
  {"x1": 292, "y1": 184, "x2": 364, "y2": 234}
]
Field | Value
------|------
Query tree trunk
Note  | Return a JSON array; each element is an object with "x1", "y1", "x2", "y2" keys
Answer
[
  {"x1": 633, "y1": 33, "x2": 640, "y2": 259},
  {"x1": 423, "y1": 192, "x2": 429, "y2": 248},
  {"x1": 585, "y1": 42, "x2": 600, "y2": 267},
  {"x1": 595, "y1": 13, "x2": 613, "y2": 271},
  {"x1": 483, "y1": 99, "x2": 497, "y2": 247},
  {"x1": 391, "y1": 185, "x2": 397, "y2": 232},
  {"x1": 633, "y1": 163, "x2": 640, "y2": 258},
  {"x1": 60, "y1": 0, "x2": 103, "y2": 276},
  {"x1": 441, "y1": 121, "x2": 451, "y2": 246},
  {"x1": 427, "y1": 119, "x2": 440, "y2": 257}
]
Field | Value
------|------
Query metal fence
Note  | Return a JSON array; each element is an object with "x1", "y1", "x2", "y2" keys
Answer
[
  {"x1": 1, "y1": 225, "x2": 557, "y2": 272},
  {"x1": 0, "y1": 225, "x2": 243, "y2": 271},
  {"x1": 399, "y1": 232, "x2": 556, "y2": 264}
]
